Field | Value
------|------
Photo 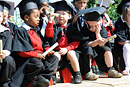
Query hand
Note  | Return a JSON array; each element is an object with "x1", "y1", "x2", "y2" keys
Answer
[
  {"x1": 95, "y1": 24, "x2": 101, "y2": 34},
  {"x1": 98, "y1": 38, "x2": 107, "y2": 47},
  {"x1": 40, "y1": 6, "x2": 50, "y2": 16},
  {"x1": 0, "y1": 51, "x2": 6, "y2": 59},
  {"x1": 109, "y1": 20, "x2": 114, "y2": 28},
  {"x1": 59, "y1": 48, "x2": 68, "y2": 55},
  {"x1": 49, "y1": 12, "x2": 55, "y2": 22},
  {"x1": 47, "y1": 50, "x2": 55, "y2": 57},
  {"x1": 37, "y1": 53, "x2": 45, "y2": 60}
]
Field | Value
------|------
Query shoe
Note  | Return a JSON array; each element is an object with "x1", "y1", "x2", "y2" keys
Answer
[
  {"x1": 31, "y1": 75, "x2": 50, "y2": 87},
  {"x1": 122, "y1": 70, "x2": 129, "y2": 75},
  {"x1": 108, "y1": 69, "x2": 122, "y2": 78},
  {"x1": 73, "y1": 75, "x2": 82, "y2": 84},
  {"x1": 52, "y1": 75, "x2": 56, "y2": 85},
  {"x1": 84, "y1": 72, "x2": 99, "y2": 80}
]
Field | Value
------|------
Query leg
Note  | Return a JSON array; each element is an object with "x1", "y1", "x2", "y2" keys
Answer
[
  {"x1": 104, "y1": 50, "x2": 113, "y2": 67},
  {"x1": 0, "y1": 56, "x2": 16, "y2": 87},
  {"x1": 122, "y1": 43, "x2": 130, "y2": 75},
  {"x1": 67, "y1": 50, "x2": 82, "y2": 84}
]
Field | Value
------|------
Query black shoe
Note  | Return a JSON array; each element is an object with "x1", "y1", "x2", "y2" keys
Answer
[
  {"x1": 52, "y1": 75, "x2": 56, "y2": 85},
  {"x1": 32, "y1": 75, "x2": 50, "y2": 87},
  {"x1": 74, "y1": 75, "x2": 82, "y2": 84}
]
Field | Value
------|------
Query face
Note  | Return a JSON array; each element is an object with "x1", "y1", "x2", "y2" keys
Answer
[
  {"x1": 3, "y1": 10, "x2": 9, "y2": 23},
  {"x1": 39, "y1": 2, "x2": 50, "y2": 16},
  {"x1": 0, "y1": 12, "x2": 3, "y2": 24},
  {"x1": 25, "y1": 9, "x2": 40, "y2": 27},
  {"x1": 56, "y1": 11, "x2": 71, "y2": 26},
  {"x1": 74, "y1": 0, "x2": 88, "y2": 10},
  {"x1": 126, "y1": 10, "x2": 130, "y2": 25}
]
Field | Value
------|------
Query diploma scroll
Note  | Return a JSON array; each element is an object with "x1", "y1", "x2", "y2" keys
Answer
[
  {"x1": 45, "y1": 10, "x2": 60, "y2": 17},
  {"x1": 43, "y1": 42, "x2": 59, "y2": 57},
  {"x1": 105, "y1": 34, "x2": 117, "y2": 42},
  {"x1": 0, "y1": 40, "x2": 3, "y2": 63}
]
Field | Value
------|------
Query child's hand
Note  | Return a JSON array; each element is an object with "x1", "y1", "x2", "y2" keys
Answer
[
  {"x1": 98, "y1": 38, "x2": 107, "y2": 47},
  {"x1": 0, "y1": 51, "x2": 6, "y2": 59},
  {"x1": 95, "y1": 24, "x2": 101, "y2": 34},
  {"x1": 59, "y1": 48, "x2": 68, "y2": 55},
  {"x1": 37, "y1": 53, "x2": 45, "y2": 60},
  {"x1": 47, "y1": 50, "x2": 55, "y2": 56},
  {"x1": 49, "y1": 12, "x2": 55, "y2": 22}
]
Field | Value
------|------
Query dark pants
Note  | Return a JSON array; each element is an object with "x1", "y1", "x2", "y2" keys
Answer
[
  {"x1": 0, "y1": 56, "x2": 16, "y2": 87},
  {"x1": 10, "y1": 55, "x2": 59, "y2": 87}
]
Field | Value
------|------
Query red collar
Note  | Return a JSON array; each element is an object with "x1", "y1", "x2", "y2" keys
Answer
[{"x1": 60, "y1": 25, "x2": 67, "y2": 28}]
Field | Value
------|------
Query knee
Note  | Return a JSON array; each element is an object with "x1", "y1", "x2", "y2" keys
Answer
[
  {"x1": 67, "y1": 50, "x2": 76, "y2": 57},
  {"x1": 54, "y1": 52, "x2": 61, "y2": 61},
  {"x1": 123, "y1": 43, "x2": 130, "y2": 52},
  {"x1": 4, "y1": 56, "x2": 15, "y2": 67},
  {"x1": 104, "y1": 50, "x2": 112, "y2": 56},
  {"x1": 28, "y1": 58, "x2": 43, "y2": 69}
]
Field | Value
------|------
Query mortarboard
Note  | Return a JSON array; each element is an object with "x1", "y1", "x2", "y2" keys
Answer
[
  {"x1": 37, "y1": 0, "x2": 49, "y2": 5},
  {"x1": 15, "y1": 0, "x2": 38, "y2": 14},
  {"x1": 117, "y1": 0, "x2": 130, "y2": 14},
  {"x1": 0, "y1": 1, "x2": 4, "y2": 12},
  {"x1": 97, "y1": 0, "x2": 115, "y2": 8},
  {"x1": 1, "y1": 0, "x2": 14, "y2": 16},
  {"x1": 78, "y1": 7, "x2": 106, "y2": 22},
  {"x1": 51, "y1": 0, "x2": 76, "y2": 14}
]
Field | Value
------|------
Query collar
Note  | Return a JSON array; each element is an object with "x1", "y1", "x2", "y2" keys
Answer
[
  {"x1": 121, "y1": 15, "x2": 126, "y2": 23},
  {"x1": 0, "y1": 25, "x2": 10, "y2": 33},
  {"x1": 60, "y1": 25, "x2": 67, "y2": 29},
  {"x1": 22, "y1": 22, "x2": 32, "y2": 31}
]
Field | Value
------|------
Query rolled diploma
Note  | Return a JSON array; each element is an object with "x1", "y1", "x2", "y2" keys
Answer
[
  {"x1": 105, "y1": 34, "x2": 117, "y2": 42},
  {"x1": 0, "y1": 40, "x2": 3, "y2": 63},
  {"x1": 43, "y1": 42, "x2": 59, "y2": 56}
]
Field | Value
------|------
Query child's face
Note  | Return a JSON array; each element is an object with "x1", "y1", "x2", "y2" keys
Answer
[
  {"x1": 74, "y1": 0, "x2": 88, "y2": 10},
  {"x1": 39, "y1": 2, "x2": 50, "y2": 16},
  {"x1": 56, "y1": 11, "x2": 71, "y2": 25},
  {"x1": 126, "y1": 10, "x2": 130, "y2": 24},
  {"x1": 3, "y1": 10, "x2": 9, "y2": 23},
  {"x1": 0, "y1": 12, "x2": 3, "y2": 24},
  {"x1": 25, "y1": 9, "x2": 40, "y2": 27}
]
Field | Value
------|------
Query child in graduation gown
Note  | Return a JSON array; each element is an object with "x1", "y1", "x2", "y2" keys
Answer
[
  {"x1": 0, "y1": 1, "x2": 16, "y2": 87},
  {"x1": 1, "y1": 0, "x2": 18, "y2": 36},
  {"x1": 10, "y1": 1, "x2": 59, "y2": 87},
  {"x1": 74, "y1": 7, "x2": 122, "y2": 80},
  {"x1": 45, "y1": 1, "x2": 82, "y2": 84},
  {"x1": 114, "y1": 1, "x2": 130, "y2": 75}
]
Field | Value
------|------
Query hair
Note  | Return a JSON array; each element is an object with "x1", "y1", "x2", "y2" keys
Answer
[
  {"x1": 20, "y1": 9, "x2": 33, "y2": 20},
  {"x1": 122, "y1": 6, "x2": 130, "y2": 22},
  {"x1": 72, "y1": 0, "x2": 89, "y2": 3}
]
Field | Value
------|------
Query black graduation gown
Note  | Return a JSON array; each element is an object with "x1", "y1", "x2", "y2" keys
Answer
[
  {"x1": 114, "y1": 17, "x2": 130, "y2": 71},
  {"x1": 76, "y1": 24, "x2": 111, "y2": 75},
  {"x1": 8, "y1": 22, "x2": 18, "y2": 36},
  {"x1": 0, "y1": 27, "x2": 16, "y2": 87},
  {"x1": 11, "y1": 27, "x2": 59, "y2": 87}
]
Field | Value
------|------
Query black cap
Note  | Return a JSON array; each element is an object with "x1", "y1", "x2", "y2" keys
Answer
[
  {"x1": 117, "y1": 0, "x2": 130, "y2": 14},
  {"x1": 51, "y1": 0, "x2": 76, "y2": 14},
  {"x1": 37, "y1": 0, "x2": 49, "y2": 5},
  {"x1": 15, "y1": 0, "x2": 38, "y2": 14},
  {"x1": 78, "y1": 7, "x2": 106, "y2": 22},
  {"x1": 0, "y1": 1, "x2": 4, "y2": 12},
  {"x1": 3, "y1": 0, "x2": 14, "y2": 16}
]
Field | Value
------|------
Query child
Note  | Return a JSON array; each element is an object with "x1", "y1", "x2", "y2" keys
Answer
[
  {"x1": 115, "y1": 1, "x2": 130, "y2": 75},
  {"x1": 2, "y1": 0, "x2": 18, "y2": 36},
  {"x1": 45, "y1": 1, "x2": 82, "y2": 84},
  {"x1": 96, "y1": 0, "x2": 115, "y2": 38},
  {"x1": 0, "y1": 1, "x2": 16, "y2": 87},
  {"x1": 10, "y1": 1, "x2": 59, "y2": 87},
  {"x1": 75, "y1": 7, "x2": 122, "y2": 80},
  {"x1": 37, "y1": 0, "x2": 52, "y2": 37}
]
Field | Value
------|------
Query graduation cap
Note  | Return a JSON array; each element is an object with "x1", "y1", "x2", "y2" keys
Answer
[
  {"x1": 15, "y1": 0, "x2": 38, "y2": 14},
  {"x1": 37, "y1": 0, "x2": 49, "y2": 5},
  {"x1": 1, "y1": 0, "x2": 15, "y2": 16},
  {"x1": 51, "y1": 0, "x2": 76, "y2": 14},
  {"x1": 97, "y1": 0, "x2": 115, "y2": 8},
  {"x1": 117, "y1": 0, "x2": 130, "y2": 14},
  {"x1": 0, "y1": 1, "x2": 4, "y2": 12},
  {"x1": 78, "y1": 7, "x2": 106, "y2": 22}
]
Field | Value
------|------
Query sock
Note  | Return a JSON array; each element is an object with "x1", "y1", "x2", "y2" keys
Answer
[
  {"x1": 108, "y1": 67, "x2": 113, "y2": 71},
  {"x1": 74, "y1": 71, "x2": 81, "y2": 76}
]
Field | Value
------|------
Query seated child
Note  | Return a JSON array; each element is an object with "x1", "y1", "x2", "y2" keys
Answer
[
  {"x1": 0, "y1": 1, "x2": 16, "y2": 87},
  {"x1": 45, "y1": 1, "x2": 82, "y2": 84},
  {"x1": 10, "y1": 1, "x2": 59, "y2": 87}
]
